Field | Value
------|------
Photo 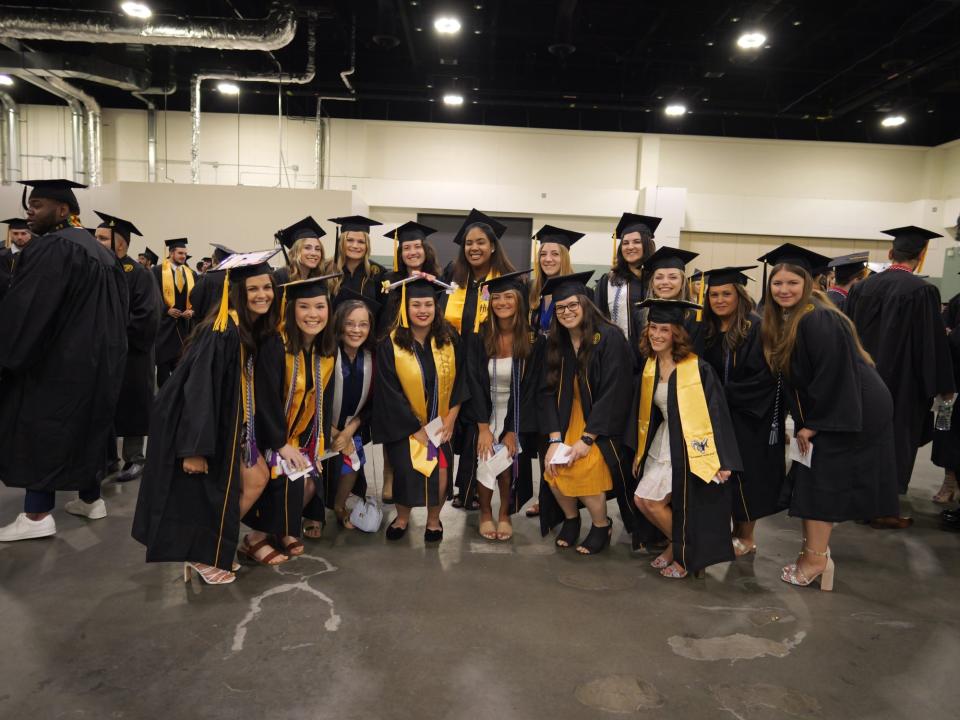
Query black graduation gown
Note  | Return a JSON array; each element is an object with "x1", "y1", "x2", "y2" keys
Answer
[
  {"x1": 846, "y1": 270, "x2": 955, "y2": 492},
  {"x1": 333, "y1": 261, "x2": 386, "y2": 311},
  {"x1": 624, "y1": 358, "x2": 742, "y2": 573},
  {"x1": 697, "y1": 315, "x2": 786, "y2": 521},
  {"x1": 0, "y1": 246, "x2": 13, "y2": 302},
  {"x1": 115, "y1": 255, "x2": 162, "y2": 437},
  {"x1": 377, "y1": 270, "x2": 407, "y2": 341},
  {"x1": 372, "y1": 334, "x2": 469, "y2": 508},
  {"x1": 536, "y1": 324, "x2": 636, "y2": 537},
  {"x1": 152, "y1": 263, "x2": 197, "y2": 365},
  {"x1": 825, "y1": 288, "x2": 847, "y2": 312},
  {"x1": 132, "y1": 321, "x2": 246, "y2": 571},
  {"x1": 932, "y1": 330, "x2": 960, "y2": 472},
  {"x1": 943, "y1": 292, "x2": 960, "y2": 332},
  {"x1": 189, "y1": 269, "x2": 227, "y2": 322},
  {"x1": 458, "y1": 333, "x2": 540, "y2": 514},
  {"x1": 0, "y1": 226, "x2": 128, "y2": 492},
  {"x1": 781, "y1": 305, "x2": 899, "y2": 521},
  {"x1": 594, "y1": 272, "x2": 646, "y2": 345}
]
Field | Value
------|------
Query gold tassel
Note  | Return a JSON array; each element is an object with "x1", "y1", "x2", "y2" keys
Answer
[
  {"x1": 531, "y1": 237, "x2": 539, "y2": 269},
  {"x1": 213, "y1": 269, "x2": 231, "y2": 332},
  {"x1": 393, "y1": 229, "x2": 399, "y2": 272},
  {"x1": 399, "y1": 282, "x2": 408, "y2": 328},
  {"x1": 611, "y1": 231, "x2": 618, "y2": 266},
  {"x1": 277, "y1": 287, "x2": 288, "y2": 333},
  {"x1": 695, "y1": 271, "x2": 705, "y2": 322},
  {"x1": 916, "y1": 242, "x2": 930, "y2": 274}
]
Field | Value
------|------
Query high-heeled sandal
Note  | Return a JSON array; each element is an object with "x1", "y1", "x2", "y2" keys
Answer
[
  {"x1": 577, "y1": 520, "x2": 613, "y2": 555},
  {"x1": 183, "y1": 562, "x2": 236, "y2": 585},
  {"x1": 555, "y1": 515, "x2": 581, "y2": 548},
  {"x1": 651, "y1": 542, "x2": 672, "y2": 569},
  {"x1": 732, "y1": 537, "x2": 758, "y2": 557},
  {"x1": 781, "y1": 545, "x2": 834, "y2": 592},
  {"x1": 933, "y1": 474, "x2": 959, "y2": 505},
  {"x1": 495, "y1": 519, "x2": 513, "y2": 541},
  {"x1": 302, "y1": 520, "x2": 323, "y2": 540}
]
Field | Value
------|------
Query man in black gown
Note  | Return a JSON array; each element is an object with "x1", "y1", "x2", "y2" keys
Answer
[
  {"x1": 152, "y1": 238, "x2": 196, "y2": 387},
  {"x1": 94, "y1": 211, "x2": 162, "y2": 484},
  {"x1": 188, "y1": 243, "x2": 235, "y2": 321},
  {"x1": 846, "y1": 226, "x2": 956, "y2": 528},
  {"x1": 0, "y1": 217, "x2": 33, "y2": 302},
  {"x1": 825, "y1": 251, "x2": 868, "y2": 313},
  {"x1": 0, "y1": 180, "x2": 127, "y2": 541}
]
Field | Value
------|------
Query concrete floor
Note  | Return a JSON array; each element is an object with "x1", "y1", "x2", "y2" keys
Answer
[{"x1": 1, "y1": 447, "x2": 958, "y2": 720}]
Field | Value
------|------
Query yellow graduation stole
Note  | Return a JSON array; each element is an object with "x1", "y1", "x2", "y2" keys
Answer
[
  {"x1": 282, "y1": 343, "x2": 335, "y2": 455},
  {"x1": 161, "y1": 259, "x2": 194, "y2": 311},
  {"x1": 391, "y1": 332, "x2": 456, "y2": 476},
  {"x1": 444, "y1": 269, "x2": 498, "y2": 333},
  {"x1": 636, "y1": 354, "x2": 720, "y2": 483}
]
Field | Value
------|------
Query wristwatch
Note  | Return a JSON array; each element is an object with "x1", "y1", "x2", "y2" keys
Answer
[{"x1": 580, "y1": 435, "x2": 595, "y2": 446}]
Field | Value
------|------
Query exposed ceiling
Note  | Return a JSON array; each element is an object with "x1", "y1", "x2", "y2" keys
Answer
[{"x1": 2, "y1": 0, "x2": 960, "y2": 146}]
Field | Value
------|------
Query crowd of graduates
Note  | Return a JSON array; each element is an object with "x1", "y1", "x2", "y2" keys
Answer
[{"x1": 1, "y1": 178, "x2": 957, "y2": 592}]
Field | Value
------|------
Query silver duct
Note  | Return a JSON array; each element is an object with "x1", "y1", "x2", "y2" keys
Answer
[
  {"x1": 190, "y1": 23, "x2": 317, "y2": 184},
  {"x1": 314, "y1": 96, "x2": 356, "y2": 189},
  {"x1": 0, "y1": 91, "x2": 21, "y2": 184},
  {"x1": 0, "y1": 3, "x2": 298, "y2": 51},
  {"x1": 0, "y1": 51, "x2": 151, "y2": 92},
  {"x1": 132, "y1": 85, "x2": 176, "y2": 183},
  {"x1": 39, "y1": 74, "x2": 102, "y2": 186}
]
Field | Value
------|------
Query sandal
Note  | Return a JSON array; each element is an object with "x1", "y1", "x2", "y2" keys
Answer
[
  {"x1": 302, "y1": 520, "x2": 323, "y2": 540},
  {"x1": 335, "y1": 507, "x2": 355, "y2": 530},
  {"x1": 479, "y1": 519, "x2": 498, "y2": 540},
  {"x1": 278, "y1": 535, "x2": 304, "y2": 557},
  {"x1": 576, "y1": 519, "x2": 613, "y2": 555},
  {"x1": 495, "y1": 519, "x2": 513, "y2": 541},
  {"x1": 732, "y1": 538, "x2": 757, "y2": 557},
  {"x1": 386, "y1": 517, "x2": 408, "y2": 541},
  {"x1": 183, "y1": 562, "x2": 236, "y2": 585},
  {"x1": 525, "y1": 503, "x2": 540, "y2": 518},
  {"x1": 660, "y1": 561, "x2": 688, "y2": 579},
  {"x1": 650, "y1": 542, "x2": 672, "y2": 569},
  {"x1": 555, "y1": 515, "x2": 582, "y2": 548},
  {"x1": 238, "y1": 535, "x2": 289, "y2": 566},
  {"x1": 451, "y1": 495, "x2": 465, "y2": 509}
]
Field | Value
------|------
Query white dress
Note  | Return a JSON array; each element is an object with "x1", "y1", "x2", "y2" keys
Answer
[
  {"x1": 635, "y1": 381, "x2": 673, "y2": 501},
  {"x1": 476, "y1": 357, "x2": 513, "y2": 488}
]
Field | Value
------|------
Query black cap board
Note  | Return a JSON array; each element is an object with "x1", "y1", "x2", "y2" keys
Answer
[
  {"x1": 643, "y1": 246, "x2": 699, "y2": 272},
  {"x1": 756, "y1": 243, "x2": 831, "y2": 275},
  {"x1": 2, "y1": 217, "x2": 29, "y2": 230},
  {"x1": 339, "y1": 287, "x2": 384, "y2": 316},
  {"x1": 143, "y1": 247, "x2": 159, "y2": 265},
  {"x1": 19, "y1": 178, "x2": 86, "y2": 215},
  {"x1": 388, "y1": 221, "x2": 437, "y2": 244},
  {"x1": 616, "y1": 213, "x2": 662, "y2": 239},
  {"x1": 480, "y1": 269, "x2": 532, "y2": 296},
  {"x1": 329, "y1": 215, "x2": 382, "y2": 234},
  {"x1": 636, "y1": 298, "x2": 702, "y2": 324},
  {"x1": 400, "y1": 277, "x2": 446, "y2": 299},
  {"x1": 828, "y1": 251, "x2": 869, "y2": 283},
  {"x1": 452, "y1": 209, "x2": 507, "y2": 246},
  {"x1": 275, "y1": 216, "x2": 325, "y2": 249},
  {"x1": 540, "y1": 270, "x2": 594, "y2": 303},
  {"x1": 164, "y1": 238, "x2": 188, "y2": 250},
  {"x1": 534, "y1": 225, "x2": 584, "y2": 250},
  {"x1": 703, "y1": 265, "x2": 756, "y2": 287},
  {"x1": 689, "y1": 269, "x2": 704, "y2": 282},
  {"x1": 281, "y1": 271, "x2": 342, "y2": 301},
  {"x1": 95, "y1": 211, "x2": 142, "y2": 240},
  {"x1": 881, "y1": 226, "x2": 942, "y2": 255}
]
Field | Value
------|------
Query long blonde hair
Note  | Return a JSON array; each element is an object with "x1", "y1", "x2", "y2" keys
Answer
[
  {"x1": 529, "y1": 241, "x2": 574, "y2": 307},
  {"x1": 288, "y1": 236, "x2": 331, "y2": 281},
  {"x1": 646, "y1": 269, "x2": 692, "y2": 300},
  {"x1": 330, "y1": 230, "x2": 373, "y2": 295},
  {"x1": 761, "y1": 263, "x2": 873, "y2": 375}
]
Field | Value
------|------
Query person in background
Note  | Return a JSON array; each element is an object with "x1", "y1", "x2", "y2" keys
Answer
[
  {"x1": 190, "y1": 243, "x2": 237, "y2": 320},
  {"x1": 824, "y1": 251, "x2": 869, "y2": 312},
  {"x1": 0, "y1": 179, "x2": 127, "y2": 542},
  {"x1": 152, "y1": 238, "x2": 197, "y2": 387},
  {"x1": 934, "y1": 329, "x2": 960, "y2": 525},
  {"x1": 94, "y1": 211, "x2": 161, "y2": 485},
  {"x1": 329, "y1": 215, "x2": 386, "y2": 310},
  {"x1": 140, "y1": 247, "x2": 158, "y2": 270},
  {"x1": 594, "y1": 213, "x2": 659, "y2": 343},
  {"x1": 845, "y1": 227, "x2": 955, "y2": 528},
  {"x1": 0, "y1": 217, "x2": 32, "y2": 302},
  {"x1": 273, "y1": 216, "x2": 332, "y2": 286}
]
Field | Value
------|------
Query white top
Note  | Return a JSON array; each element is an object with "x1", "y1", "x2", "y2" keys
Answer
[
  {"x1": 647, "y1": 382, "x2": 671, "y2": 460},
  {"x1": 607, "y1": 279, "x2": 631, "y2": 337},
  {"x1": 635, "y1": 381, "x2": 673, "y2": 501},
  {"x1": 488, "y1": 356, "x2": 513, "y2": 439}
]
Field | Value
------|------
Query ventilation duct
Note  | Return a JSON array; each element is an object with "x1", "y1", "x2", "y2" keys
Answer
[
  {"x1": 0, "y1": 92, "x2": 21, "y2": 184},
  {"x1": 0, "y1": 51, "x2": 152, "y2": 92},
  {"x1": 132, "y1": 85, "x2": 176, "y2": 183}
]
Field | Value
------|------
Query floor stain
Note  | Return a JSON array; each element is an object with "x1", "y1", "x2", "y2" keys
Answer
[
  {"x1": 668, "y1": 631, "x2": 806, "y2": 662},
  {"x1": 558, "y1": 572, "x2": 638, "y2": 591},
  {"x1": 711, "y1": 683, "x2": 820, "y2": 719},
  {"x1": 575, "y1": 675, "x2": 664, "y2": 714}
]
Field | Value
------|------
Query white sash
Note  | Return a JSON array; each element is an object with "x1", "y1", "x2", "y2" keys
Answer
[{"x1": 332, "y1": 348, "x2": 373, "y2": 430}]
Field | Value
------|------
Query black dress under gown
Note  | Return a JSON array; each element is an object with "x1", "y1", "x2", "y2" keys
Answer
[{"x1": 931, "y1": 330, "x2": 960, "y2": 473}]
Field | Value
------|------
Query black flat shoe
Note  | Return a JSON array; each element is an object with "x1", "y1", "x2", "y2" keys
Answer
[
  {"x1": 385, "y1": 519, "x2": 408, "y2": 541},
  {"x1": 555, "y1": 515, "x2": 581, "y2": 548},
  {"x1": 577, "y1": 520, "x2": 613, "y2": 555},
  {"x1": 424, "y1": 521, "x2": 444, "y2": 543},
  {"x1": 451, "y1": 496, "x2": 465, "y2": 509}
]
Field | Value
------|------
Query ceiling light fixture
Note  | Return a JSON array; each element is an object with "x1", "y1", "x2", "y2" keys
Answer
[
  {"x1": 434, "y1": 17, "x2": 462, "y2": 34},
  {"x1": 737, "y1": 31, "x2": 767, "y2": 49},
  {"x1": 664, "y1": 104, "x2": 687, "y2": 117},
  {"x1": 443, "y1": 93, "x2": 464, "y2": 106},
  {"x1": 216, "y1": 82, "x2": 240, "y2": 95},
  {"x1": 0, "y1": 74, "x2": 14, "y2": 87},
  {"x1": 881, "y1": 115, "x2": 906, "y2": 128},
  {"x1": 120, "y1": 1, "x2": 152, "y2": 19}
]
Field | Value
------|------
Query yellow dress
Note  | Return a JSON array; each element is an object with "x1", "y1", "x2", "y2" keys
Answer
[{"x1": 549, "y1": 382, "x2": 613, "y2": 497}]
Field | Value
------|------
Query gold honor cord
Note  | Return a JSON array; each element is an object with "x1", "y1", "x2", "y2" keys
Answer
[{"x1": 162, "y1": 259, "x2": 194, "y2": 312}]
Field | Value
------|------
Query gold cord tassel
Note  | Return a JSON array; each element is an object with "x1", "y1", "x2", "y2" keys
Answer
[
  {"x1": 399, "y1": 282, "x2": 408, "y2": 328},
  {"x1": 213, "y1": 269, "x2": 231, "y2": 332},
  {"x1": 695, "y1": 271, "x2": 705, "y2": 322},
  {"x1": 393, "y1": 229, "x2": 399, "y2": 272},
  {"x1": 611, "y1": 231, "x2": 618, "y2": 266}
]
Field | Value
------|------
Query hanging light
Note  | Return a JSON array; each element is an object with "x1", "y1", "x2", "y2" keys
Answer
[
  {"x1": 434, "y1": 17, "x2": 462, "y2": 34},
  {"x1": 120, "y1": 1, "x2": 152, "y2": 19},
  {"x1": 881, "y1": 115, "x2": 906, "y2": 128},
  {"x1": 443, "y1": 94, "x2": 464, "y2": 106},
  {"x1": 664, "y1": 104, "x2": 687, "y2": 117},
  {"x1": 217, "y1": 82, "x2": 241, "y2": 95}
]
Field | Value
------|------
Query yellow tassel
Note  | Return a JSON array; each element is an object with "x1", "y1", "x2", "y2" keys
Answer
[
  {"x1": 213, "y1": 270, "x2": 231, "y2": 332},
  {"x1": 916, "y1": 242, "x2": 929, "y2": 274},
  {"x1": 474, "y1": 285, "x2": 485, "y2": 334},
  {"x1": 277, "y1": 287, "x2": 288, "y2": 333},
  {"x1": 695, "y1": 271, "x2": 705, "y2": 322},
  {"x1": 611, "y1": 231, "x2": 618, "y2": 266},
  {"x1": 531, "y1": 237, "x2": 539, "y2": 269},
  {"x1": 400, "y1": 282, "x2": 408, "y2": 328},
  {"x1": 393, "y1": 229, "x2": 399, "y2": 272}
]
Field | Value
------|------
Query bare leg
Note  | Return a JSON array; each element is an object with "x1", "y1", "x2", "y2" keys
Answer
[
  {"x1": 495, "y1": 471, "x2": 513, "y2": 539},
  {"x1": 238, "y1": 458, "x2": 287, "y2": 562},
  {"x1": 733, "y1": 519, "x2": 757, "y2": 555},
  {"x1": 549, "y1": 482, "x2": 579, "y2": 519},
  {"x1": 392, "y1": 504, "x2": 412, "y2": 529},
  {"x1": 635, "y1": 495, "x2": 674, "y2": 564},
  {"x1": 580, "y1": 493, "x2": 608, "y2": 526},
  {"x1": 796, "y1": 519, "x2": 832, "y2": 578},
  {"x1": 382, "y1": 454, "x2": 394, "y2": 500},
  {"x1": 426, "y1": 468, "x2": 447, "y2": 531},
  {"x1": 334, "y1": 470, "x2": 358, "y2": 529}
]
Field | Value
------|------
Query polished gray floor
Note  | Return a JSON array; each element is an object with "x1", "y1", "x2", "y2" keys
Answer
[{"x1": 1, "y1": 447, "x2": 958, "y2": 720}]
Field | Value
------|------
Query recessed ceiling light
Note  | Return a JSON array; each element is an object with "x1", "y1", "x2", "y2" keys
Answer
[
  {"x1": 216, "y1": 82, "x2": 240, "y2": 95},
  {"x1": 415, "y1": 27, "x2": 422, "y2": 32},
  {"x1": 443, "y1": 93, "x2": 464, "y2": 106},
  {"x1": 793, "y1": 20, "x2": 802, "y2": 27},
  {"x1": 706, "y1": 41, "x2": 714, "y2": 46},
  {"x1": 434, "y1": 17, "x2": 461, "y2": 34},
  {"x1": 737, "y1": 31, "x2": 767, "y2": 49},
  {"x1": 664, "y1": 104, "x2": 687, "y2": 117},
  {"x1": 120, "y1": 1, "x2": 152, "y2": 19},
  {"x1": 0, "y1": 74, "x2": 14, "y2": 87},
  {"x1": 731, "y1": 16, "x2": 740, "y2": 22},
  {"x1": 881, "y1": 115, "x2": 906, "y2": 127},
  {"x1": 474, "y1": 29, "x2": 482, "y2": 34}
]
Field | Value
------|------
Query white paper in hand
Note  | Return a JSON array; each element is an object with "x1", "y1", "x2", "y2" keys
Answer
[
  {"x1": 424, "y1": 417, "x2": 445, "y2": 446},
  {"x1": 549, "y1": 443, "x2": 574, "y2": 465},
  {"x1": 789, "y1": 437, "x2": 813, "y2": 468}
]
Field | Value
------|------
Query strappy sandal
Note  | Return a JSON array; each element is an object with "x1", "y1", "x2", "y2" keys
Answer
[
  {"x1": 555, "y1": 515, "x2": 581, "y2": 548},
  {"x1": 495, "y1": 519, "x2": 513, "y2": 541},
  {"x1": 335, "y1": 507, "x2": 355, "y2": 530},
  {"x1": 525, "y1": 503, "x2": 540, "y2": 518},
  {"x1": 278, "y1": 535, "x2": 305, "y2": 557},
  {"x1": 238, "y1": 536, "x2": 289, "y2": 566},
  {"x1": 183, "y1": 562, "x2": 236, "y2": 585},
  {"x1": 732, "y1": 537, "x2": 758, "y2": 557},
  {"x1": 479, "y1": 519, "x2": 498, "y2": 540},
  {"x1": 650, "y1": 542, "x2": 672, "y2": 569},
  {"x1": 302, "y1": 520, "x2": 323, "y2": 540},
  {"x1": 660, "y1": 562, "x2": 688, "y2": 579},
  {"x1": 576, "y1": 520, "x2": 613, "y2": 555}
]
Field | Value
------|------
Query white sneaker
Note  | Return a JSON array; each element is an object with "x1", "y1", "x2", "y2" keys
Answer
[
  {"x1": 64, "y1": 497, "x2": 108, "y2": 520},
  {"x1": 0, "y1": 513, "x2": 57, "y2": 542}
]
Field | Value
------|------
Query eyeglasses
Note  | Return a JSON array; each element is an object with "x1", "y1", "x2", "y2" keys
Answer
[
  {"x1": 554, "y1": 300, "x2": 581, "y2": 315},
  {"x1": 344, "y1": 322, "x2": 370, "y2": 331}
]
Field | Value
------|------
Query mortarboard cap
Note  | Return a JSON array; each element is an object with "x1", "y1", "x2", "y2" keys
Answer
[
  {"x1": 480, "y1": 269, "x2": 532, "y2": 296},
  {"x1": 281, "y1": 271, "x2": 341, "y2": 301},
  {"x1": 643, "y1": 246, "x2": 699, "y2": 272},
  {"x1": 881, "y1": 226, "x2": 942, "y2": 256},
  {"x1": 534, "y1": 225, "x2": 584, "y2": 250},
  {"x1": 276, "y1": 216, "x2": 326, "y2": 249},
  {"x1": 143, "y1": 248, "x2": 159, "y2": 265},
  {"x1": 616, "y1": 213, "x2": 661, "y2": 239},
  {"x1": 94, "y1": 210, "x2": 142, "y2": 240},
  {"x1": 164, "y1": 238, "x2": 188, "y2": 250},
  {"x1": 540, "y1": 270, "x2": 595, "y2": 303},
  {"x1": 452, "y1": 209, "x2": 507, "y2": 246},
  {"x1": 19, "y1": 178, "x2": 85, "y2": 215},
  {"x1": 390, "y1": 276, "x2": 448, "y2": 327},
  {"x1": 339, "y1": 287, "x2": 383, "y2": 316},
  {"x1": 637, "y1": 298, "x2": 702, "y2": 325},
  {"x1": 3, "y1": 217, "x2": 29, "y2": 230},
  {"x1": 704, "y1": 265, "x2": 756, "y2": 288},
  {"x1": 828, "y1": 251, "x2": 869, "y2": 283},
  {"x1": 329, "y1": 215, "x2": 382, "y2": 234},
  {"x1": 388, "y1": 221, "x2": 437, "y2": 244},
  {"x1": 757, "y1": 243, "x2": 831, "y2": 275}
]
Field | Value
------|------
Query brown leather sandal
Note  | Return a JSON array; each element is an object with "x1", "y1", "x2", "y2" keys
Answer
[
  {"x1": 278, "y1": 535, "x2": 305, "y2": 557},
  {"x1": 238, "y1": 536, "x2": 288, "y2": 566}
]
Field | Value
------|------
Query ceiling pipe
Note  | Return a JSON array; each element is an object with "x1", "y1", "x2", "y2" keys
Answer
[
  {"x1": 340, "y1": 13, "x2": 357, "y2": 94},
  {"x1": 0, "y1": 91, "x2": 21, "y2": 184},
  {"x1": 131, "y1": 85, "x2": 175, "y2": 184},
  {"x1": 314, "y1": 95, "x2": 357, "y2": 189},
  {"x1": 190, "y1": 22, "x2": 317, "y2": 184},
  {"x1": 0, "y1": 50, "x2": 151, "y2": 92},
  {"x1": 0, "y1": 2, "x2": 300, "y2": 51}
]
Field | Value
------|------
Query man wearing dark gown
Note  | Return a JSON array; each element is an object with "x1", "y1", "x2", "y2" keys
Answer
[
  {"x1": 0, "y1": 180, "x2": 128, "y2": 541},
  {"x1": 825, "y1": 251, "x2": 868, "y2": 313},
  {"x1": 0, "y1": 217, "x2": 33, "y2": 302},
  {"x1": 94, "y1": 212, "x2": 162, "y2": 484},
  {"x1": 152, "y1": 238, "x2": 196, "y2": 387},
  {"x1": 188, "y1": 243, "x2": 235, "y2": 321},
  {"x1": 846, "y1": 226, "x2": 956, "y2": 528}
]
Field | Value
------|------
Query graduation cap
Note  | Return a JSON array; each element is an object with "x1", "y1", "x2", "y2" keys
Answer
[
  {"x1": 643, "y1": 246, "x2": 699, "y2": 272},
  {"x1": 339, "y1": 287, "x2": 383, "y2": 316},
  {"x1": 143, "y1": 247, "x2": 159, "y2": 265},
  {"x1": 756, "y1": 243, "x2": 831, "y2": 276},
  {"x1": 211, "y1": 243, "x2": 239, "y2": 264},
  {"x1": 452, "y1": 209, "x2": 507, "y2": 246},
  {"x1": 636, "y1": 298, "x2": 702, "y2": 325},
  {"x1": 828, "y1": 252, "x2": 869, "y2": 283},
  {"x1": 328, "y1": 215, "x2": 382, "y2": 234},
  {"x1": 689, "y1": 269, "x2": 704, "y2": 282},
  {"x1": 387, "y1": 221, "x2": 438, "y2": 271},
  {"x1": 703, "y1": 265, "x2": 756, "y2": 287},
  {"x1": 533, "y1": 225, "x2": 584, "y2": 250},
  {"x1": 2, "y1": 217, "x2": 29, "y2": 230},
  {"x1": 19, "y1": 178, "x2": 86, "y2": 215},
  {"x1": 540, "y1": 270, "x2": 595, "y2": 303},
  {"x1": 616, "y1": 213, "x2": 662, "y2": 239},
  {"x1": 276, "y1": 216, "x2": 326, "y2": 249},
  {"x1": 211, "y1": 249, "x2": 281, "y2": 331},
  {"x1": 390, "y1": 276, "x2": 448, "y2": 327},
  {"x1": 280, "y1": 271, "x2": 342, "y2": 301},
  {"x1": 94, "y1": 211, "x2": 142, "y2": 241},
  {"x1": 480, "y1": 269, "x2": 532, "y2": 296},
  {"x1": 164, "y1": 238, "x2": 188, "y2": 250},
  {"x1": 881, "y1": 226, "x2": 942, "y2": 256}
]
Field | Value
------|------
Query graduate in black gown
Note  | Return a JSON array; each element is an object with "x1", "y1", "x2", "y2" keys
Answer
[
  {"x1": 152, "y1": 238, "x2": 198, "y2": 387},
  {"x1": 594, "y1": 213, "x2": 659, "y2": 343},
  {"x1": 189, "y1": 243, "x2": 236, "y2": 321},
  {"x1": 133, "y1": 251, "x2": 281, "y2": 584},
  {"x1": 373, "y1": 277, "x2": 469, "y2": 543},
  {"x1": 538, "y1": 272, "x2": 636, "y2": 555},
  {"x1": 845, "y1": 226, "x2": 956, "y2": 527},
  {"x1": 328, "y1": 215, "x2": 387, "y2": 310},
  {"x1": 93, "y1": 211, "x2": 162, "y2": 484},
  {"x1": 0, "y1": 180, "x2": 128, "y2": 542},
  {"x1": 626, "y1": 299, "x2": 741, "y2": 578},
  {"x1": 245, "y1": 273, "x2": 340, "y2": 561},
  {"x1": 824, "y1": 252, "x2": 868, "y2": 313},
  {"x1": 462, "y1": 270, "x2": 539, "y2": 541},
  {"x1": 696, "y1": 266, "x2": 785, "y2": 557},
  {"x1": 943, "y1": 289, "x2": 960, "y2": 332},
  {"x1": 380, "y1": 221, "x2": 442, "y2": 338},
  {"x1": 272, "y1": 216, "x2": 332, "y2": 287},
  {"x1": 0, "y1": 217, "x2": 32, "y2": 302},
  {"x1": 760, "y1": 243, "x2": 898, "y2": 591}
]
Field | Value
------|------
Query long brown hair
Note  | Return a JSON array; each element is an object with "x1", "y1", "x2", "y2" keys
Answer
[
  {"x1": 638, "y1": 322, "x2": 694, "y2": 362},
  {"x1": 529, "y1": 242, "x2": 574, "y2": 308},
  {"x1": 609, "y1": 232, "x2": 655, "y2": 285},
  {"x1": 284, "y1": 291, "x2": 336, "y2": 357},
  {"x1": 393, "y1": 295, "x2": 456, "y2": 352},
  {"x1": 702, "y1": 283, "x2": 756, "y2": 352},
  {"x1": 480, "y1": 288, "x2": 533, "y2": 362},
  {"x1": 330, "y1": 230, "x2": 374, "y2": 295},
  {"x1": 397, "y1": 239, "x2": 442, "y2": 277},
  {"x1": 333, "y1": 299, "x2": 377, "y2": 354},
  {"x1": 545, "y1": 293, "x2": 617, "y2": 391},
  {"x1": 187, "y1": 272, "x2": 279, "y2": 354},
  {"x1": 761, "y1": 263, "x2": 872, "y2": 375},
  {"x1": 450, "y1": 222, "x2": 516, "y2": 285}
]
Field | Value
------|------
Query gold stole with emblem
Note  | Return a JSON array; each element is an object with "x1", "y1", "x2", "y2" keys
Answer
[
  {"x1": 444, "y1": 269, "x2": 498, "y2": 333},
  {"x1": 161, "y1": 259, "x2": 194, "y2": 310},
  {"x1": 282, "y1": 342, "x2": 335, "y2": 457}
]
